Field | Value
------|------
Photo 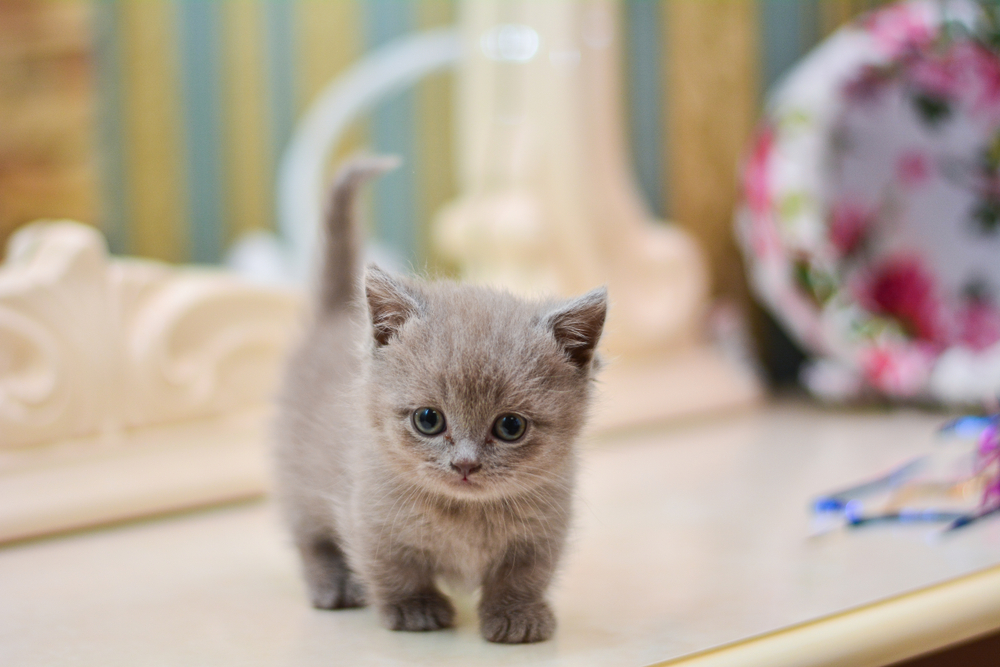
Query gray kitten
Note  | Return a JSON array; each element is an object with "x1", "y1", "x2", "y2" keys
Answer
[{"x1": 274, "y1": 157, "x2": 607, "y2": 644}]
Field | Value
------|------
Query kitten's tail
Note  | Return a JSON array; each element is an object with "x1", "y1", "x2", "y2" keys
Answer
[{"x1": 319, "y1": 155, "x2": 401, "y2": 314}]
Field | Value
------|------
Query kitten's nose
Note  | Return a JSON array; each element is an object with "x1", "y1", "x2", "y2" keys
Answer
[{"x1": 451, "y1": 459, "x2": 482, "y2": 478}]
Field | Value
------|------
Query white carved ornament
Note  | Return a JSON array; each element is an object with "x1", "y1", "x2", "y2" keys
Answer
[{"x1": 0, "y1": 221, "x2": 302, "y2": 451}]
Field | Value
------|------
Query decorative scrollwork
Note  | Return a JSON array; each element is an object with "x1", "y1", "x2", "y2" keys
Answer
[{"x1": 0, "y1": 221, "x2": 301, "y2": 450}]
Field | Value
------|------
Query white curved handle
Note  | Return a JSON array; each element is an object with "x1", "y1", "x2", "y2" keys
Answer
[{"x1": 276, "y1": 27, "x2": 461, "y2": 280}]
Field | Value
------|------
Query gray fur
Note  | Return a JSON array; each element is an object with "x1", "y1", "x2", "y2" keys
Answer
[{"x1": 274, "y1": 156, "x2": 607, "y2": 644}]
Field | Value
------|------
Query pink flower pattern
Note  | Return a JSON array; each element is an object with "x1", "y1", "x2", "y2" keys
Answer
[
  {"x1": 743, "y1": 125, "x2": 782, "y2": 259},
  {"x1": 958, "y1": 300, "x2": 1000, "y2": 350},
  {"x1": 896, "y1": 151, "x2": 931, "y2": 187},
  {"x1": 844, "y1": 65, "x2": 895, "y2": 104},
  {"x1": 859, "y1": 256, "x2": 948, "y2": 346},
  {"x1": 958, "y1": 42, "x2": 1000, "y2": 119},
  {"x1": 828, "y1": 202, "x2": 872, "y2": 256},
  {"x1": 745, "y1": 126, "x2": 774, "y2": 216},
  {"x1": 907, "y1": 54, "x2": 962, "y2": 99},
  {"x1": 739, "y1": 1, "x2": 1000, "y2": 403},
  {"x1": 863, "y1": 3, "x2": 934, "y2": 57},
  {"x1": 860, "y1": 344, "x2": 933, "y2": 397}
]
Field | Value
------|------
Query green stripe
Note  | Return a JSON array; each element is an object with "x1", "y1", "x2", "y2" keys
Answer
[
  {"x1": 93, "y1": 1, "x2": 129, "y2": 255},
  {"x1": 366, "y1": 0, "x2": 418, "y2": 268},
  {"x1": 761, "y1": 0, "x2": 821, "y2": 91},
  {"x1": 265, "y1": 1, "x2": 298, "y2": 189},
  {"x1": 179, "y1": 1, "x2": 225, "y2": 263},
  {"x1": 625, "y1": 0, "x2": 665, "y2": 217}
]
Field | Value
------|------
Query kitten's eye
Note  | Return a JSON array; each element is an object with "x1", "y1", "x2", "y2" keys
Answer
[
  {"x1": 413, "y1": 408, "x2": 446, "y2": 436},
  {"x1": 493, "y1": 414, "x2": 526, "y2": 442}
]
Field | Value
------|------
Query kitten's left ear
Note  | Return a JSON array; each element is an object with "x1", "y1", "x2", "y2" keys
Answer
[
  {"x1": 543, "y1": 287, "x2": 608, "y2": 369},
  {"x1": 365, "y1": 264, "x2": 422, "y2": 346}
]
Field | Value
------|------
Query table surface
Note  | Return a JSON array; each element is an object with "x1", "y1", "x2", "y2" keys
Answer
[{"x1": 3, "y1": 400, "x2": 1000, "y2": 667}]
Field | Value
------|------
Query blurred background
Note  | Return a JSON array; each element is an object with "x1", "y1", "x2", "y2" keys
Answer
[{"x1": 0, "y1": 0, "x2": 894, "y2": 380}]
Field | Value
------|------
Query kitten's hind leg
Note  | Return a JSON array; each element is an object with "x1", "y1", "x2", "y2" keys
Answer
[{"x1": 297, "y1": 537, "x2": 367, "y2": 609}]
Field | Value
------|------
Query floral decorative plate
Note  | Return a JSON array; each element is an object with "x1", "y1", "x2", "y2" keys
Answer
[{"x1": 737, "y1": 0, "x2": 1000, "y2": 405}]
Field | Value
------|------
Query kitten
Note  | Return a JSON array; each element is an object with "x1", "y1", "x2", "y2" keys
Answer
[{"x1": 273, "y1": 156, "x2": 607, "y2": 644}]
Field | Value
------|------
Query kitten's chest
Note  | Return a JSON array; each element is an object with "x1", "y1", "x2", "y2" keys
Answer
[{"x1": 417, "y1": 504, "x2": 519, "y2": 585}]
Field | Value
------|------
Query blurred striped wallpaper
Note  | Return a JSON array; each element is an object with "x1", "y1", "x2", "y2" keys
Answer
[
  {"x1": 52, "y1": 2, "x2": 890, "y2": 277},
  {"x1": 92, "y1": 0, "x2": 458, "y2": 268}
]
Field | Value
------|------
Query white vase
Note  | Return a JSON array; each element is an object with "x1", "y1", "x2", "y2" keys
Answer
[{"x1": 434, "y1": 0, "x2": 762, "y2": 429}]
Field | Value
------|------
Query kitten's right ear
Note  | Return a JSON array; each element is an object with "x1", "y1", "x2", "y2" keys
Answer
[{"x1": 364, "y1": 264, "x2": 421, "y2": 347}]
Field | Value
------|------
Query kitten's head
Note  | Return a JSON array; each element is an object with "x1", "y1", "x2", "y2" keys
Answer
[{"x1": 362, "y1": 265, "x2": 606, "y2": 501}]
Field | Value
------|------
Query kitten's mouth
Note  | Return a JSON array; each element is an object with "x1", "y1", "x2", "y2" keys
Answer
[
  {"x1": 446, "y1": 472, "x2": 482, "y2": 490},
  {"x1": 447, "y1": 461, "x2": 484, "y2": 488}
]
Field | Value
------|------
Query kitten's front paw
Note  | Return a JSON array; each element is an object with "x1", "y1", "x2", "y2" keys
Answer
[
  {"x1": 309, "y1": 574, "x2": 367, "y2": 610},
  {"x1": 480, "y1": 600, "x2": 555, "y2": 643},
  {"x1": 380, "y1": 590, "x2": 455, "y2": 632}
]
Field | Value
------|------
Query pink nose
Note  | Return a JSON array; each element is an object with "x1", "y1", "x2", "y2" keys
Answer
[{"x1": 451, "y1": 460, "x2": 482, "y2": 478}]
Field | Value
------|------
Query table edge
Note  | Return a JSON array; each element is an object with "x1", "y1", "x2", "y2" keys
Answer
[{"x1": 652, "y1": 562, "x2": 1000, "y2": 667}]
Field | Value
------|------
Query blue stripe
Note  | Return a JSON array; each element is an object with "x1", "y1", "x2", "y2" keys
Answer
[
  {"x1": 625, "y1": 0, "x2": 665, "y2": 218},
  {"x1": 761, "y1": 0, "x2": 821, "y2": 91},
  {"x1": 799, "y1": 0, "x2": 820, "y2": 60},
  {"x1": 366, "y1": 0, "x2": 418, "y2": 268},
  {"x1": 264, "y1": 0, "x2": 297, "y2": 228},
  {"x1": 179, "y1": 1, "x2": 225, "y2": 263},
  {"x1": 93, "y1": 2, "x2": 129, "y2": 254}
]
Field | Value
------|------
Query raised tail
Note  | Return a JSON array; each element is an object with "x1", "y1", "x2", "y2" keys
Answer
[{"x1": 318, "y1": 155, "x2": 400, "y2": 314}]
